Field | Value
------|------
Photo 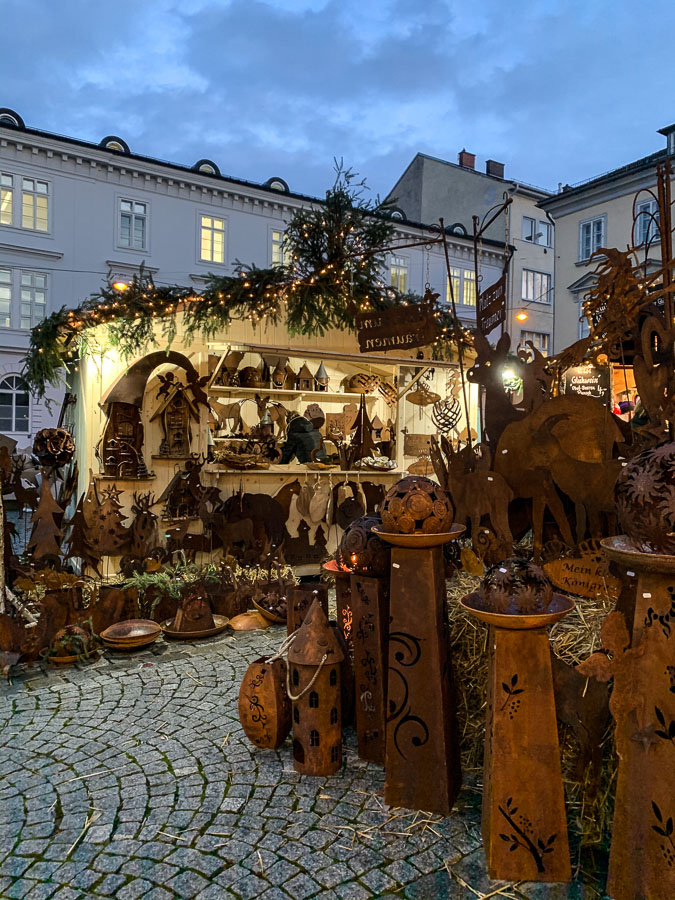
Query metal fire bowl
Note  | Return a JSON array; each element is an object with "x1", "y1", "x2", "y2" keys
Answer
[
  {"x1": 372, "y1": 524, "x2": 465, "y2": 548},
  {"x1": 600, "y1": 536, "x2": 675, "y2": 573},
  {"x1": 161, "y1": 615, "x2": 230, "y2": 640},
  {"x1": 460, "y1": 592, "x2": 575, "y2": 630},
  {"x1": 322, "y1": 560, "x2": 353, "y2": 577},
  {"x1": 101, "y1": 620, "x2": 161, "y2": 642},
  {"x1": 252, "y1": 596, "x2": 286, "y2": 624}
]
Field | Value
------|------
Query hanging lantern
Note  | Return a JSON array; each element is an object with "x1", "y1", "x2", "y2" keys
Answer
[
  {"x1": 238, "y1": 656, "x2": 292, "y2": 749},
  {"x1": 288, "y1": 599, "x2": 344, "y2": 775}
]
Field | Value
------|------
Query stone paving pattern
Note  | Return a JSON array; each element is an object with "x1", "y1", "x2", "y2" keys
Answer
[{"x1": 1, "y1": 628, "x2": 603, "y2": 899}]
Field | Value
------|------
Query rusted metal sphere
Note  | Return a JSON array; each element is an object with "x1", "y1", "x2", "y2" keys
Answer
[
  {"x1": 615, "y1": 442, "x2": 675, "y2": 555},
  {"x1": 479, "y1": 557, "x2": 553, "y2": 614},
  {"x1": 32, "y1": 427, "x2": 75, "y2": 467},
  {"x1": 337, "y1": 514, "x2": 390, "y2": 576},
  {"x1": 380, "y1": 475, "x2": 453, "y2": 535}
]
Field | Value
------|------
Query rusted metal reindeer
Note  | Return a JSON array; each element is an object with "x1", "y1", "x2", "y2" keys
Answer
[{"x1": 129, "y1": 492, "x2": 159, "y2": 558}]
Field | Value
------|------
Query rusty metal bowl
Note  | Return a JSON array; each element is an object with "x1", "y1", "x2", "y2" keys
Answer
[
  {"x1": 161, "y1": 614, "x2": 229, "y2": 639},
  {"x1": 101, "y1": 619, "x2": 161, "y2": 650},
  {"x1": 460, "y1": 591, "x2": 575, "y2": 630},
  {"x1": 372, "y1": 524, "x2": 465, "y2": 548}
]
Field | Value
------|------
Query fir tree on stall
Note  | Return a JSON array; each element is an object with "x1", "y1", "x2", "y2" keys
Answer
[
  {"x1": 27, "y1": 476, "x2": 64, "y2": 562},
  {"x1": 64, "y1": 493, "x2": 103, "y2": 576}
]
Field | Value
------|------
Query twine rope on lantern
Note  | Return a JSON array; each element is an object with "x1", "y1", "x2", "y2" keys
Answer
[
  {"x1": 266, "y1": 630, "x2": 297, "y2": 663},
  {"x1": 285, "y1": 652, "x2": 329, "y2": 701}
]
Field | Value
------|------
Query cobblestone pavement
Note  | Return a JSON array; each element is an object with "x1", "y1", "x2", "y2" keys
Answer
[{"x1": 1, "y1": 628, "x2": 600, "y2": 900}]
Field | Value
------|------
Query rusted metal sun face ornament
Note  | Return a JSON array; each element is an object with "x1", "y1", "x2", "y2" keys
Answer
[
  {"x1": 380, "y1": 475, "x2": 453, "y2": 535},
  {"x1": 337, "y1": 514, "x2": 390, "y2": 576},
  {"x1": 479, "y1": 557, "x2": 554, "y2": 614},
  {"x1": 614, "y1": 442, "x2": 675, "y2": 555}
]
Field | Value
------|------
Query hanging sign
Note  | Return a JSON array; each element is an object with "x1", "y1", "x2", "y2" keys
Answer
[
  {"x1": 561, "y1": 364, "x2": 611, "y2": 403},
  {"x1": 477, "y1": 274, "x2": 506, "y2": 335},
  {"x1": 356, "y1": 305, "x2": 437, "y2": 353}
]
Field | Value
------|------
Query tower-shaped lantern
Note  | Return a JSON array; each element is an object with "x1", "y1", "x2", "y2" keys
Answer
[{"x1": 288, "y1": 599, "x2": 344, "y2": 776}]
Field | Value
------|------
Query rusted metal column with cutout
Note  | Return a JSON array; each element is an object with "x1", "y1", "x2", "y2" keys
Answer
[
  {"x1": 287, "y1": 583, "x2": 328, "y2": 636},
  {"x1": 381, "y1": 533, "x2": 463, "y2": 815},
  {"x1": 461, "y1": 590, "x2": 573, "y2": 883},
  {"x1": 323, "y1": 561, "x2": 353, "y2": 650},
  {"x1": 591, "y1": 537, "x2": 675, "y2": 900},
  {"x1": 350, "y1": 573, "x2": 389, "y2": 765}
]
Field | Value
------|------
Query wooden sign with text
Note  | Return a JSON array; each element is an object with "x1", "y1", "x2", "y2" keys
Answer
[
  {"x1": 544, "y1": 553, "x2": 621, "y2": 601},
  {"x1": 356, "y1": 305, "x2": 437, "y2": 353},
  {"x1": 477, "y1": 274, "x2": 506, "y2": 336},
  {"x1": 561, "y1": 364, "x2": 611, "y2": 403}
]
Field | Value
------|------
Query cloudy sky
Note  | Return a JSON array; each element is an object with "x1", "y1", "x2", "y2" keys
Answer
[{"x1": 2, "y1": 0, "x2": 673, "y2": 200}]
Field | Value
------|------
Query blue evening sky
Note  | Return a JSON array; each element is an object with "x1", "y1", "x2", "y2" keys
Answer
[{"x1": 2, "y1": 0, "x2": 673, "y2": 201}]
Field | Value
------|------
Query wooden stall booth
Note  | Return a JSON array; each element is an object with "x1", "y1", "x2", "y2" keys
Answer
[{"x1": 69, "y1": 315, "x2": 478, "y2": 576}]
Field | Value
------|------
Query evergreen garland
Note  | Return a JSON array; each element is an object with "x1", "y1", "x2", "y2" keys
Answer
[{"x1": 22, "y1": 165, "x2": 472, "y2": 401}]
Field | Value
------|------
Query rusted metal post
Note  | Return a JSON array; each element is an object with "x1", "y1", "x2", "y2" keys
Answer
[
  {"x1": 462, "y1": 591, "x2": 573, "y2": 883},
  {"x1": 384, "y1": 544, "x2": 462, "y2": 815},
  {"x1": 598, "y1": 538, "x2": 675, "y2": 900},
  {"x1": 350, "y1": 573, "x2": 389, "y2": 765}
]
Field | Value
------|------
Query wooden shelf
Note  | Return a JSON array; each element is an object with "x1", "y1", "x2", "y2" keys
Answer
[
  {"x1": 205, "y1": 466, "x2": 399, "y2": 477},
  {"x1": 94, "y1": 473, "x2": 156, "y2": 481},
  {"x1": 209, "y1": 386, "x2": 379, "y2": 402}
]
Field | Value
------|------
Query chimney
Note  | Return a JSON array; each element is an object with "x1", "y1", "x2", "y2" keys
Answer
[
  {"x1": 658, "y1": 123, "x2": 675, "y2": 156},
  {"x1": 486, "y1": 159, "x2": 505, "y2": 178},
  {"x1": 458, "y1": 149, "x2": 475, "y2": 169}
]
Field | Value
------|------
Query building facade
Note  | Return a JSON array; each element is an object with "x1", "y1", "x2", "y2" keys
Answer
[
  {"x1": 387, "y1": 151, "x2": 555, "y2": 354},
  {"x1": 539, "y1": 123, "x2": 675, "y2": 353},
  {"x1": 0, "y1": 109, "x2": 506, "y2": 441}
]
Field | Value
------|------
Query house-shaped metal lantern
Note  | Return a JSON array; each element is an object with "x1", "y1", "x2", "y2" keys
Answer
[
  {"x1": 150, "y1": 379, "x2": 200, "y2": 458},
  {"x1": 288, "y1": 599, "x2": 344, "y2": 775},
  {"x1": 297, "y1": 363, "x2": 315, "y2": 392}
]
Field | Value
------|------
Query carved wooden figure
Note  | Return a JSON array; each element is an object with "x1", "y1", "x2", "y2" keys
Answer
[
  {"x1": 238, "y1": 657, "x2": 292, "y2": 750},
  {"x1": 461, "y1": 590, "x2": 573, "y2": 883},
  {"x1": 383, "y1": 539, "x2": 463, "y2": 816},
  {"x1": 287, "y1": 583, "x2": 328, "y2": 636},
  {"x1": 288, "y1": 599, "x2": 344, "y2": 776},
  {"x1": 350, "y1": 572, "x2": 389, "y2": 765}
]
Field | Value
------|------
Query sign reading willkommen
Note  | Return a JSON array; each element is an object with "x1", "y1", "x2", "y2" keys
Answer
[{"x1": 477, "y1": 274, "x2": 506, "y2": 336}]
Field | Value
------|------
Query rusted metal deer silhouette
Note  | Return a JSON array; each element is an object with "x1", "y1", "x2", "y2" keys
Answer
[{"x1": 254, "y1": 395, "x2": 288, "y2": 438}]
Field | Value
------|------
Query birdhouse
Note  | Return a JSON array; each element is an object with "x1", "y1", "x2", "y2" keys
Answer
[
  {"x1": 150, "y1": 380, "x2": 200, "y2": 458},
  {"x1": 98, "y1": 401, "x2": 148, "y2": 478},
  {"x1": 314, "y1": 361, "x2": 330, "y2": 391},
  {"x1": 297, "y1": 363, "x2": 314, "y2": 391},
  {"x1": 288, "y1": 599, "x2": 344, "y2": 775}
]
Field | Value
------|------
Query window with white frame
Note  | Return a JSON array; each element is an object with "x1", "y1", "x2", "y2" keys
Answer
[
  {"x1": 21, "y1": 178, "x2": 49, "y2": 231},
  {"x1": 579, "y1": 216, "x2": 605, "y2": 261},
  {"x1": 271, "y1": 229, "x2": 291, "y2": 267},
  {"x1": 521, "y1": 269, "x2": 552, "y2": 304},
  {"x1": 200, "y1": 215, "x2": 226, "y2": 264},
  {"x1": 0, "y1": 174, "x2": 51, "y2": 231},
  {"x1": 20, "y1": 271, "x2": 47, "y2": 329},
  {"x1": 1, "y1": 173, "x2": 13, "y2": 226},
  {"x1": 0, "y1": 375, "x2": 30, "y2": 433},
  {"x1": 520, "y1": 330, "x2": 550, "y2": 355},
  {"x1": 635, "y1": 199, "x2": 659, "y2": 246},
  {"x1": 118, "y1": 199, "x2": 147, "y2": 250},
  {"x1": 390, "y1": 256, "x2": 408, "y2": 292},
  {"x1": 0, "y1": 268, "x2": 48, "y2": 329},
  {"x1": 447, "y1": 267, "x2": 476, "y2": 306},
  {"x1": 0, "y1": 269, "x2": 11, "y2": 327},
  {"x1": 522, "y1": 216, "x2": 553, "y2": 247}
]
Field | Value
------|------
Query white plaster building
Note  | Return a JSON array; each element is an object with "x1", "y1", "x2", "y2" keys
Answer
[{"x1": 0, "y1": 108, "x2": 506, "y2": 439}]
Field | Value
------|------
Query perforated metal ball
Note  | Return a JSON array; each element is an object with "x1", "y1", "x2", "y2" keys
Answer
[
  {"x1": 479, "y1": 557, "x2": 553, "y2": 614},
  {"x1": 380, "y1": 475, "x2": 453, "y2": 534},
  {"x1": 337, "y1": 514, "x2": 390, "y2": 576},
  {"x1": 615, "y1": 442, "x2": 675, "y2": 555}
]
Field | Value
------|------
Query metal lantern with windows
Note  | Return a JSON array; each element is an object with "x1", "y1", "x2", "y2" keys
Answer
[
  {"x1": 288, "y1": 599, "x2": 344, "y2": 775},
  {"x1": 0, "y1": 375, "x2": 30, "y2": 433}
]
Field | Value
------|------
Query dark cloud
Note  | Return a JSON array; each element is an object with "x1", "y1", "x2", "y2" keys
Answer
[{"x1": 1, "y1": 0, "x2": 673, "y2": 199}]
